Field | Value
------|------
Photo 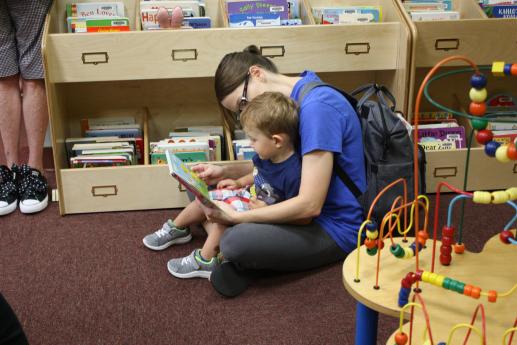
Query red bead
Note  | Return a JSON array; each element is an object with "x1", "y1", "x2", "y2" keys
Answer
[
  {"x1": 442, "y1": 236, "x2": 453, "y2": 246},
  {"x1": 500, "y1": 230, "x2": 515, "y2": 244},
  {"x1": 442, "y1": 226, "x2": 454, "y2": 237},
  {"x1": 401, "y1": 278, "x2": 412, "y2": 289},
  {"x1": 440, "y1": 254, "x2": 451, "y2": 266},
  {"x1": 469, "y1": 102, "x2": 487, "y2": 116},
  {"x1": 364, "y1": 238, "x2": 376, "y2": 249},
  {"x1": 476, "y1": 129, "x2": 493, "y2": 145},
  {"x1": 488, "y1": 290, "x2": 497, "y2": 302},
  {"x1": 395, "y1": 332, "x2": 408, "y2": 345},
  {"x1": 471, "y1": 286, "x2": 481, "y2": 299},
  {"x1": 512, "y1": 64, "x2": 517, "y2": 76},
  {"x1": 440, "y1": 244, "x2": 452, "y2": 255},
  {"x1": 454, "y1": 243, "x2": 465, "y2": 254},
  {"x1": 377, "y1": 239, "x2": 385, "y2": 250},
  {"x1": 415, "y1": 270, "x2": 423, "y2": 281},
  {"x1": 507, "y1": 143, "x2": 517, "y2": 160}
]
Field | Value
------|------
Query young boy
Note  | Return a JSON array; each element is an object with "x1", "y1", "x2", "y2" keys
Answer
[{"x1": 142, "y1": 92, "x2": 302, "y2": 279}]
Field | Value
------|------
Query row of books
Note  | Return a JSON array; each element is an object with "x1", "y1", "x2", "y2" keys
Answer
[
  {"x1": 66, "y1": 116, "x2": 143, "y2": 168},
  {"x1": 233, "y1": 139, "x2": 255, "y2": 160},
  {"x1": 479, "y1": 0, "x2": 517, "y2": 18},
  {"x1": 401, "y1": 1, "x2": 460, "y2": 21},
  {"x1": 150, "y1": 126, "x2": 225, "y2": 164},
  {"x1": 312, "y1": 6, "x2": 382, "y2": 24}
]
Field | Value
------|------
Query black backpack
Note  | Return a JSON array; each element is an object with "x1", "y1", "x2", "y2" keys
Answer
[{"x1": 298, "y1": 82, "x2": 426, "y2": 223}]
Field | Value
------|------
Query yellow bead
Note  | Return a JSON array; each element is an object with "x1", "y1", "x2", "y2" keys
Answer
[
  {"x1": 469, "y1": 88, "x2": 487, "y2": 102},
  {"x1": 403, "y1": 247, "x2": 413, "y2": 259},
  {"x1": 492, "y1": 61, "x2": 506, "y2": 77},
  {"x1": 435, "y1": 274, "x2": 445, "y2": 287},
  {"x1": 473, "y1": 191, "x2": 491, "y2": 204},
  {"x1": 492, "y1": 190, "x2": 509, "y2": 204},
  {"x1": 495, "y1": 145, "x2": 511, "y2": 163},
  {"x1": 506, "y1": 187, "x2": 517, "y2": 200},
  {"x1": 422, "y1": 271, "x2": 430, "y2": 282},
  {"x1": 366, "y1": 230, "x2": 378, "y2": 240}
]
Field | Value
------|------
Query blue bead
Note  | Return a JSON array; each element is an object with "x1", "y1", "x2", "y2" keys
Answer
[
  {"x1": 485, "y1": 141, "x2": 501, "y2": 157},
  {"x1": 365, "y1": 221, "x2": 377, "y2": 231},
  {"x1": 470, "y1": 74, "x2": 487, "y2": 89},
  {"x1": 437, "y1": 343, "x2": 446, "y2": 345},
  {"x1": 504, "y1": 64, "x2": 512, "y2": 76}
]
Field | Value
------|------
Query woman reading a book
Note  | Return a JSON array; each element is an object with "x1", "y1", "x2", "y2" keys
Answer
[{"x1": 191, "y1": 45, "x2": 366, "y2": 297}]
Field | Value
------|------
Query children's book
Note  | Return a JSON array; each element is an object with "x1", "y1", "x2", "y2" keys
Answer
[{"x1": 165, "y1": 150, "x2": 225, "y2": 212}]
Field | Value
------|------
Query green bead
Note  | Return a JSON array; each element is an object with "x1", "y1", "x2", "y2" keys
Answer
[
  {"x1": 366, "y1": 247, "x2": 378, "y2": 256},
  {"x1": 456, "y1": 282, "x2": 466, "y2": 294},
  {"x1": 443, "y1": 278, "x2": 452, "y2": 290},
  {"x1": 471, "y1": 118, "x2": 488, "y2": 130},
  {"x1": 390, "y1": 244, "x2": 405, "y2": 258}
]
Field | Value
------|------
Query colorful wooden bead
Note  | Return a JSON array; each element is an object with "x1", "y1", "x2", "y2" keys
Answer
[
  {"x1": 473, "y1": 191, "x2": 492, "y2": 204},
  {"x1": 470, "y1": 73, "x2": 487, "y2": 88},
  {"x1": 485, "y1": 141, "x2": 501, "y2": 157},
  {"x1": 471, "y1": 286, "x2": 481, "y2": 299},
  {"x1": 476, "y1": 129, "x2": 493, "y2": 145},
  {"x1": 507, "y1": 187, "x2": 517, "y2": 200},
  {"x1": 488, "y1": 290, "x2": 498, "y2": 303},
  {"x1": 442, "y1": 236, "x2": 453, "y2": 246},
  {"x1": 442, "y1": 226, "x2": 454, "y2": 237},
  {"x1": 504, "y1": 63, "x2": 512, "y2": 76},
  {"x1": 394, "y1": 332, "x2": 408, "y2": 345},
  {"x1": 377, "y1": 239, "x2": 385, "y2": 250},
  {"x1": 492, "y1": 61, "x2": 505, "y2": 77},
  {"x1": 512, "y1": 64, "x2": 517, "y2": 76},
  {"x1": 471, "y1": 118, "x2": 488, "y2": 130},
  {"x1": 365, "y1": 221, "x2": 377, "y2": 231},
  {"x1": 469, "y1": 87, "x2": 487, "y2": 102},
  {"x1": 390, "y1": 244, "x2": 405, "y2": 258},
  {"x1": 469, "y1": 102, "x2": 487, "y2": 116},
  {"x1": 366, "y1": 230, "x2": 378, "y2": 240},
  {"x1": 440, "y1": 254, "x2": 451, "y2": 266},
  {"x1": 364, "y1": 238, "x2": 377, "y2": 249},
  {"x1": 495, "y1": 144, "x2": 511, "y2": 163},
  {"x1": 454, "y1": 243, "x2": 465, "y2": 254},
  {"x1": 440, "y1": 244, "x2": 452, "y2": 254},
  {"x1": 492, "y1": 190, "x2": 510, "y2": 204},
  {"x1": 500, "y1": 230, "x2": 515, "y2": 244},
  {"x1": 507, "y1": 143, "x2": 517, "y2": 160},
  {"x1": 366, "y1": 247, "x2": 378, "y2": 256},
  {"x1": 463, "y1": 284, "x2": 473, "y2": 296}
]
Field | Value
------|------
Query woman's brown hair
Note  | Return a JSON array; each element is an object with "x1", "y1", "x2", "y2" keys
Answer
[{"x1": 214, "y1": 45, "x2": 278, "y2": 103}]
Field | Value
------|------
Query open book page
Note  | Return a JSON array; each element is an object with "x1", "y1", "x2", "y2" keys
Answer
[{"x1": 165, "y1": 150, "x2": 225, "y2": 212}]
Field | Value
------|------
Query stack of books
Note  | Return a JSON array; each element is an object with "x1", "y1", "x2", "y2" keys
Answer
[
  {"x1": 312, "y1": 6, "x2": 382, "y2": 24},
  {"x1": 233, "y1": 139, "x2": 255, "y2": 160},
  {"x1": 413, "y1": 111, "x2": 466, "y2": 151},
  {"x1": 150, "y1": 126, "x2": 224, "y2": 164},
  {"x1": 486, "y1": 94, "x2": 517, "y2": 144},
  {"x1": 66, "y1": 2, "x2": 130, "y2": 33},
  {"x1": 479, "y1": 0, "x2": 517, "y2": 18},
  {"x1": 402, "y1": 0, "x2": 460, "y2": 21},
  {"x1": 225, "y1": 0, "x2": 302, "y2": 27},
  {"x1": 140, "y1": 0, "x2": 211, "y2": 30},
  {"x1": 65, "y1": 116, "x2": 143, "y2": 168}
]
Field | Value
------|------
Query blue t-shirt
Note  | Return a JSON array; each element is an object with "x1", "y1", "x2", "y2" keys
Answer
[
  {"x1": 290, "y1": 71, "x2": 366, "y2": 253},
  {"x1": 252, "y1": 153, "x2": 302, "y2": 205}
]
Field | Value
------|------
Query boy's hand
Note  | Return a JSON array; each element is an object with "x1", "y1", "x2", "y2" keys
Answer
[
  {"x1": 191, "y1": 164, "x2": 224, "y2": 185},
  {"x1": 249, "y1": 197, "x2": 267, "y2": 209},
  {"x1": 216, "y1": 179, "x2": 240, "y2": 190}
]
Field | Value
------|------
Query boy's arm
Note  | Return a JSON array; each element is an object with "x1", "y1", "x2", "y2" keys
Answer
[{"x1": 235, "y1": 172, "x2": 254, "y2": 188}]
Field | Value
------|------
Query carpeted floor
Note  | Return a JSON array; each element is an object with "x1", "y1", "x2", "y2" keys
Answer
[{"x1": 1, "y1": 149, "x2": 514, "y2": 344}]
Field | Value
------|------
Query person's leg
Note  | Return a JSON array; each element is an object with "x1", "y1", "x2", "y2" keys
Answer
[
  {"x1": 8, "y1": 0, "x2": 53, "y2": 171},
  {"x1": 172, "y1": 200, "x2": 206, "y2": 227},
  {"x1": 21, "y1": 79, "x2": 47, "y2": 171},
  {"x1": 221, "y1": 222, "x2": 346, "y2": 271},
  {"x1": 0, "y1": 292, "x2": 29, "y2": 345},
  {"x1": 0, "y1": 3, "x2": 22, "y2": 167},
  {"x1": 0, "y1": 75, "x2": 22, "y2": 167},
  {"x1": 210, "y1": 222, "x2": 347, "y2": 297},
  {"x1": 200, "y1": 221, "x2": 226, "y2": 260}
]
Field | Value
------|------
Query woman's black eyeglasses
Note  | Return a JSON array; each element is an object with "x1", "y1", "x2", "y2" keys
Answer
[{"x1": 238, "y1": 72, "x2": 250, "y2": 113}]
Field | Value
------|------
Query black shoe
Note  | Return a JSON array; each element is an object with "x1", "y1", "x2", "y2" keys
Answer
[
  {"x1": 210, "y1": 261, "x2": 251, "y2": 298},
  {"x1": 12, "y1": 164, "x2": 49, "y2": 214},
  {"x1": 0, "y1": 165, "x2": 17, "y2": 216}
]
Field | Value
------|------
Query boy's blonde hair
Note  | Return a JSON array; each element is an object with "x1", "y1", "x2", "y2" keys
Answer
[{"x1": 240, "y1": 92, "x2": 299, "y2": 144}]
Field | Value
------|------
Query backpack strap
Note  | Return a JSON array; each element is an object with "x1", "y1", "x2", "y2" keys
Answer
[{"x1": 297, "y1": 82, "x2": 362, "y2": 199}]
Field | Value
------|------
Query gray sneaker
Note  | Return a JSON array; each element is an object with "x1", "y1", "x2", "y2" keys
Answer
[
  {"x1": 142, "y1": 220, "x2": 192, "y2": 251},
  {"x1": 167, "y1": 249, "x2": 219, "y2": 279}
]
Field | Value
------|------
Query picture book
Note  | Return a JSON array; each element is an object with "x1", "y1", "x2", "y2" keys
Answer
[
  {"x1": 492, "y1": 130, "x2": 517, "y2": 144},
  {"x1": 312, "y1": 6, "x2": 382, "y2": 24},
  {"x1": 68, "y1": 17, "x2": 130, "y2": 33},
  {"x1": 226, "y1": 0, "x2": 289, "y2": 19},
  {"x1": 80, "y1": 116, "x2": 136, "y2": 135},
  {"x1": 419, "y1": 140, "x2": 456, "y2": 151},
  {"x1": 66, "y1": 2, "x2": 125, "y2": 18},
  {"x1": 165, "y1": 150, "x2": 225, "y2": 211},
  {"x1": 417, "y1": 125, "x2": 466, "y2": 148},
  {"x1": 482, "y1": 5, "x2": 517, "y2": 17},
  {"x1": 229, "y1": 13, "x2": 281, "y2": 26}
]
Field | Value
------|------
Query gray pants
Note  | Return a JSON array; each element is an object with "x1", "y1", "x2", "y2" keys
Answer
[{"x1": 220, "y1": 222, "x2": 347, "y2": 272}]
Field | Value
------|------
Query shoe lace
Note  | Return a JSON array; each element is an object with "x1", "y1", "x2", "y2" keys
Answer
[
  {"x1": 0, "y1": 166, "x2": 13, "y2": 184},
  {"x1": 155, "y1": 227, "x2": 171, "y2": 238},
  {"x1": 0, "y1": 181, "x2": 17, "y2": 198},
  {"x1": 181, "y1": 255, "x2": 194, "y2": 266}
]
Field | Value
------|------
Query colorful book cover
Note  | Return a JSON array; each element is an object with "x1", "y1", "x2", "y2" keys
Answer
[
  {"x1": 313, "y1": 6, "x2": 382, "y2": 24},
  {"x1": 420, "y1": 141, "x2": 456, "y2": 151},
  {"x1": 406, "y1": 0, "x2": 452, "y2": 11},
  {"x1": 417, "y1": 126, "x2": 466, "y2": 148},
  {"x1": 492, "y1": 130, "x2": 517, "y2": 144},
  {"x1": 85, "y1": 127, "x2": 142, "y2": 138},
  {"x1": 229, "y1": 13, "x2": 281, "y2": 26},
  {"x1": 151, "y1": 151, "x2": 208, "y2": 164},
  {"x1": 66, "y1": 2, "x2": 125, "y2": 18},
  {"x1": 165, "y1": 151, "x2": 225, "y2": 212},
  {"x1": 483, "y1": 5, "x2": 517, "y2": 17},
  {"x1": 68, "y1": 17, "x2": 130, "y2": 33},
  {"x1": 227, "y1": 0, "x2": 289, "y2": 19}
]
